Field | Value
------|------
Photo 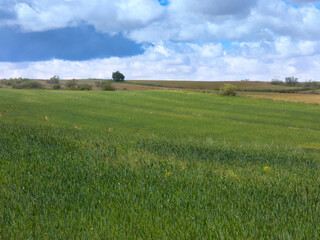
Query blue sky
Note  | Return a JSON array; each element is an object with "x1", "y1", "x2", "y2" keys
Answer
[
  {"x1": 0, "y1": 26, "x2": 143, "y2": 61},
  {"x1": 1, "y1": 0, "x2": 320, "y2": 81}
]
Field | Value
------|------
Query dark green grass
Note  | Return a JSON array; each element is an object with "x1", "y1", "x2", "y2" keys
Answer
[{"x1": 1, "y1": 89, "x2": 320, "y2": 239}]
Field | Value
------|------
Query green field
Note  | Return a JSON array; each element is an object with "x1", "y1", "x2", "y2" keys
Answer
[
  {"x1": 1, "y1": 89, "x2": 320, "y2": 239},
  {"x1": 129, "y1": 80, "x2": 303, "y2": 91}
]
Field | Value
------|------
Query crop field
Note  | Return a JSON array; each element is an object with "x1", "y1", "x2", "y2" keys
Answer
[
  {"x1": 240, "y1": 91, "x2": 320, "y2": 105},
  {"x1": 1, "y1": 89, "x2": 320, "y2": 239},
  {"x1": 128, "y1": 80, "x2": 303, "y2": 91}
]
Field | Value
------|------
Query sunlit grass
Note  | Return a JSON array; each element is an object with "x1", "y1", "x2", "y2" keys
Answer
[{"x1": 0, "y1": 89, "x2": 320, "y2": 238}]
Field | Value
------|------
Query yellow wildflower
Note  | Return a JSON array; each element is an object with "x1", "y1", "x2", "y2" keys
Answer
[
  {"x1": 165, "y1": 170, "x2": 173, "y2": 177},
  {"x1": 263, "y1": 166, "x2": 271, "y2": 172}
]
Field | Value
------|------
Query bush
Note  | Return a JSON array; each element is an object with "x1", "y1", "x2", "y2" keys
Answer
[
  {"x1": 77, "y1": 84, "x2": 92, "y2": 91},
  {"x1": 302, "y1": 80, "x2": 319, "y2": 88},
  {"x1": 0, "y1": 78, "x2": 44, "y2": 89},
  {"x1": 95, "y1": 81, "x2": 102, "y2": 87},
  {"x1": 8, "y1": 78, "x2": 43, "y2": 89},
  {"x1": 96, "y1": 80, "x2": 111, "y2": 87},
  {"x1": 21, "y1": 81, "x2": 43, "y2": 89},
  {"x1": 66, "y1": 80, "x2": 77, "y2": 89},
  {"x1": 102, "y1": 80, "x2": 115, "y2": 91},
  {"x1": 218, "y1": 84, "x2": 238, "y2": 96},
  {"x1": 52, "y1": 84, "x2": 61, "y2": 90},
  {"x1": 0, "y1": 79, "x2": 9, "y2": 86},
  {"x1": 271, "y1": 77, "x2": 284, "y2": 85}
]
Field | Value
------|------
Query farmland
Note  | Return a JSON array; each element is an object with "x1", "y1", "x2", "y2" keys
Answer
[
  {"x1": 240, "y1": 91, "x2": 320, "y2": 105},
  {"x1": 128, "y1": 80, "x2": 303, "y2": 91},
  {"x1": 1, "y1": 88, "x2": 320, "y2": 238}
]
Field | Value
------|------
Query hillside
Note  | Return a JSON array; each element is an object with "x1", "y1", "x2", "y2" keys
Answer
[{"x1": 0, "y1": 89, "x2": 319, "y2": 238}]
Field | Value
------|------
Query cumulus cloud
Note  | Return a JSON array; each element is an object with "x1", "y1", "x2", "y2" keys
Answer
[
  {"x1": 11, "y1": 0, "x2": 164, "y2": 32},
  {"x1": 1, "y1": 41, "x2": 320, "y2": 81},
  {"x1": 1, "y1": 0, "x2": 320, "y2": 81},
  {"x1": 0, "y1": 0, "x2": 318, "y2": 42},
  {"x1": 126, "y1": 0, "x2": 320, "y2": 43},
  {"x1": 169, "y1": 0, "x2": 257, "y2": 17}
]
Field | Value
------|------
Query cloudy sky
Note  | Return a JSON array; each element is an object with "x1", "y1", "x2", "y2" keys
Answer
[{"x1": 1, "y1": 0, "x2": 320, "y2": 81}]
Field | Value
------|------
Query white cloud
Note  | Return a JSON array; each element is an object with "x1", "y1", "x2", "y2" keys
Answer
[
  {"x1": 1, "y1": 41, "x2": 320, "y2": 81},
  {"x1": 12, "y1": 0, "x2": 164, "y2": 32},
  {"x1": 125, "y1": 0, "x2": 320, "y2": 43},
  {"x1": 1, "y1": 0, "x2": 320, "y2": 81},
  {"x1": 1, "y1": 0, "x2": 318, "y2": 42}
]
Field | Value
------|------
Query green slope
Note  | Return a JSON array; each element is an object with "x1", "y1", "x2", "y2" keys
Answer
[{"x1": 0, "y1": 89, "x2": 319, "y2": 239}]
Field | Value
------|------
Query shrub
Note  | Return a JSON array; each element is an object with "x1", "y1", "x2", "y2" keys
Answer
[
  {"x1": 52, "y1": 84, "x2": 61, "y2": 90},
  {"x1": 302, "y1": 80, "x2": 319, "y2": 88},
  {"x1": 271, "y1": 77, "x2": 284, "y2": 85},
  {"x1": 102, "y1": 80, "x2": 115, "y2": 91},
  {"x1": 66, "y1": 80, "x2": 77, "y2": 89},
  {"x1": 95, "y1": 81, "x2": 102, "y2": 87},
  {"x1": 0, "y1": 79, "x2": 10, "y2": 86},
  {"x1": 9, "y1": 79, "x2": 43, "y2": 89},
  {"x1": 22, "y1": 81, "x2": 43, "y2": 89},
  {"x1": 218, "y1": 84, "x2": 238, "y2": 96},
  {"x1": 96, "y1": 80, "x2": 111, "y2": 87},
  {"x1": 77, "y1": 84, "x2": 92, "y2": 91}
]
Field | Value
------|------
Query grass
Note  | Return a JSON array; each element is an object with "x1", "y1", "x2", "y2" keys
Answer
[
  {"x1": 129, "y1": 80, "x2": 304, "y2": 91},
  {"x1": 241, "y1": 91, "x2": 320, "y2": 105},
  {"x1": 0, "y1": 89, "x2": 320, "y2": 239}
]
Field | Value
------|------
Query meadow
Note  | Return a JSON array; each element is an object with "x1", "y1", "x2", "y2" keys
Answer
[{"x1": 1, "y1": 88, "x2": 320, "y2": 239}]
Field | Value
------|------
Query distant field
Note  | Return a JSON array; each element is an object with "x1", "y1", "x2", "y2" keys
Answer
[
  {"x1": 240, "y1": 91, "x2": 320, "y2": 105},
  {"x1": 129, "y1": 80, "x2": 303, "y2": 91},
  {"x1": 1, "y1": 89, "x2": 320, "y2": 238}
]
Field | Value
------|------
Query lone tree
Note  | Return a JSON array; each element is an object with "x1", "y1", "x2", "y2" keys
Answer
[{"x1": 112, "y1": 71, "x2": 125, "y2": 82}]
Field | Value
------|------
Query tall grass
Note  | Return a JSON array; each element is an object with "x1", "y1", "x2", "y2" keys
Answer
[{"x1": 0, "y1": 89, "x2": 320, "y2": 238}]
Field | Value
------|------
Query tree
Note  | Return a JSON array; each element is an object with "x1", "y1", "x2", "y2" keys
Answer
[
  {"x1": 285, "y1": 76, "x2": 299, "y2": 86},
  {"x1": 112, "y1": 71, "x2": 125, "y2": 82},
  {"x1": 47, "y1": 75, "x2": 60, "y2": 84}
]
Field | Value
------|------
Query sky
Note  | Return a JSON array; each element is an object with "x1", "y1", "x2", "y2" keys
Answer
[{"x1": 1, "y1": 0, "x2": 320, "y2": 81}]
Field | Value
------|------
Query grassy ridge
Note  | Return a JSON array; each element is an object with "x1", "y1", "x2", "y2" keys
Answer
[{"x1": 1, "y1": 89, "x2": 320, "y2": 238}]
